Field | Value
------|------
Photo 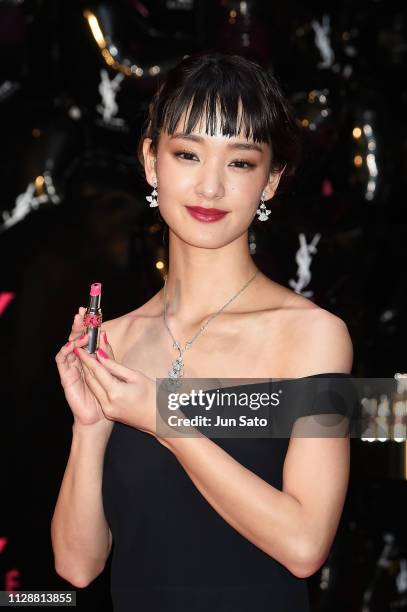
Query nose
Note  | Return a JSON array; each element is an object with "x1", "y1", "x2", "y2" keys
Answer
[{"x1": 194, "y1": 162, "x2": 225, "y2": 201}]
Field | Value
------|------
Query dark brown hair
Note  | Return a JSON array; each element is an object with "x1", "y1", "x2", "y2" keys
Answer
[{"x1": 137, "y1": 52, "x2": 303, "y2": 194}]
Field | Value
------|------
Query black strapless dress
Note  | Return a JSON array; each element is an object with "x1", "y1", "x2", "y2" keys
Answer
[{"x1": 102, "y1": 373, "x2": 353, "y2": 611}]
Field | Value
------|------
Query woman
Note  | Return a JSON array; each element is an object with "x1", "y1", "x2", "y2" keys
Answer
[{"x1": 52, "y1": 53, "x2": 353, "y2": 611}]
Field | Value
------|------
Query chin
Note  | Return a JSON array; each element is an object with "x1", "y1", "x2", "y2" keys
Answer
[
  {"x1": 175, "y1": 229, "x2": 232, "y2": 249},
  {"x1": 173, "y1": 224, "x2": 245, "y2": 250}
]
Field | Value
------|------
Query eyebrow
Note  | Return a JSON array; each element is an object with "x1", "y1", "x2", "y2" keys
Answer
[{"x1": 169, "y1": 132, "x2": 264, "y2": 153}]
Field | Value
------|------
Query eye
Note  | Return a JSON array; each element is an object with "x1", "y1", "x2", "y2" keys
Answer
[
  {"x1": 231, "y1": 160, "x2": 256, "y2": 170},
  {"x1": 174, "y1": 150, "x2": 198, "y2": 161}
]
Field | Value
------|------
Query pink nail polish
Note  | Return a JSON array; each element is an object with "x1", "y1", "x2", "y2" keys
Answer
[
  {"x1": 103, "y1": 331, "x2": 108, "y2": 344},
  {"x1": 65, "y1": 341, "x2": 71, "y2": 347},
  {"x1": 73, "y1": 347, "x2": 80, "y2": 356},
  {"x1": 78, "y1": 334, "x2": 85, "y2": 340},
  {"x1": 97, "y1": 347, "x2": 109, "y2": 359}
]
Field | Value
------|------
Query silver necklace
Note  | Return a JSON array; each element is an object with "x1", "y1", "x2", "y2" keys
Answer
[{"x1": 163, "y1": 269, "x2": 258, "y2": 387}]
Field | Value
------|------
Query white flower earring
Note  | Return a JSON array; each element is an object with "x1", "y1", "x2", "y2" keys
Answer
[
  {"x1": 146, "y1": 177, "x2": 158, "y2": 207},
  {"x1": 256, "y1": 190, "x2": 271, "y2": 221}
]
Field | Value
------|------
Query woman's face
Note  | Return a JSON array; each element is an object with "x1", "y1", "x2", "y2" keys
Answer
[{"x1": 143, "y1": 108, "x2": 282, "y2": 248}]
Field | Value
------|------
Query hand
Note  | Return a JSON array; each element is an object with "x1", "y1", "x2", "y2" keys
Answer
[
  {"x1": 54, "y1": 307, "x2": 115, "y2": 431},
  {"x1": 73, "y1": 336, "x2": 158, "y2": 437}
]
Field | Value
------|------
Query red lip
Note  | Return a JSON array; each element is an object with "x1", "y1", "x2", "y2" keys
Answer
[
  {"x1": 186, "y1": 206, "x2": 228, "y2": 214},
  {"x1": 185, "y1": 206, "x2": 229, "y2": 223}
]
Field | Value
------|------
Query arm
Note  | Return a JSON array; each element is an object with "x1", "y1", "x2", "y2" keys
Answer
[
  {"x1": 51, "y1": 316, "x2": 125, "y2": 588},
  {"x1": 158, "y1": 312, "x2": 353, "y2": 578},
  {"x1": 51, "y1": 421, "x2": 113, "y2": 588}
]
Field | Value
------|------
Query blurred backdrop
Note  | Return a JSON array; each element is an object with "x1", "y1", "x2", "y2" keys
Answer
[{"x1": 0, "y1": 0, "x2": 406, "y2": 610}]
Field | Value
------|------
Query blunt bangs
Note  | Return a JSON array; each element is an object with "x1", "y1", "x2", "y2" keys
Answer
[
  {"x1": 138, "y1": 52, "x2": 303, "y2": 179},
  {"x1": 159, "y1": 79, "x2": 274, "y2": 146}
]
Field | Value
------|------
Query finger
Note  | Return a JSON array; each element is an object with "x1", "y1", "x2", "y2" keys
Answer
[
  {"x1": 81, "y1": 360, "x2": 109, "y2": 406},
  {"x1": 68, "y1": 307, "x2": 87, "y2": 342},
  {"x1": 56, "y1": 334, "x2": 89, "y2": 367},
  {"x1": 55, "y1": 333, "x2": 89, "y2": 377},
  {"x1": 74, "y1": 346, "x2": 118, "y2": 398},
  {"x1": 100, "y1": 328, "x2": 115, "y2": 359},
  {"x1": 82, "y1": 366, "x2": 107, "y2": 409},
  {"x1": 95, "y1": 347, "x2": 135, "y2": 383},
  {"x1": 63, "y1": 332, "x2": 91, "y2": 368}
]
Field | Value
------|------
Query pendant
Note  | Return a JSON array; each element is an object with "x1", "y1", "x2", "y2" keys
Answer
[{"x1": 168, "y1": 355, "x2": 184, "y2": 380}]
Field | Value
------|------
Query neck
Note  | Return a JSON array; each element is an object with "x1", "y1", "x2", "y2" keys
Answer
[{"x1": 161, "y1": 230, "x2": 260, "y2": 324}]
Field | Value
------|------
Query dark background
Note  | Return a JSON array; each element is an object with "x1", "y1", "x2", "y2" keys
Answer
[{"x1": 0, "y1": 0, "x2": 406, "y2": 610}]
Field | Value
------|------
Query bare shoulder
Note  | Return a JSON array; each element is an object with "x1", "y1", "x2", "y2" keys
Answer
[
  {"x1": 287, "y1": 302, "x2": 353, "y2": 376},
  {"x1": 300, "y1": 306, "x2": 353, "y2": 371},
  {"x1": 261, "y1": 280, "x2": 353, "y2": 377}
]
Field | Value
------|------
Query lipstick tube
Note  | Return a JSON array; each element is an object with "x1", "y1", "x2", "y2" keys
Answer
[{"x1": 83, "y1": 282, "x2": 102, "y2": 353}]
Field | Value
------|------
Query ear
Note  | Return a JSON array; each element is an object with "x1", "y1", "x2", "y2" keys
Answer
[
  {"x1": 142, "y1": 138, "x2": 157, "y2": 186},
  {"x1": 263, "y1": 165, "x2": 286, "y2": 200}
]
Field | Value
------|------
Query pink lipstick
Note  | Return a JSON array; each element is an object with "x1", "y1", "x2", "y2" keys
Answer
[
  {"x1": 83, "y1": 282, "x2": 102, "y2": 353},
  {"x1": 185, "y1": 206, "x2": 229, "y2": 223}
]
